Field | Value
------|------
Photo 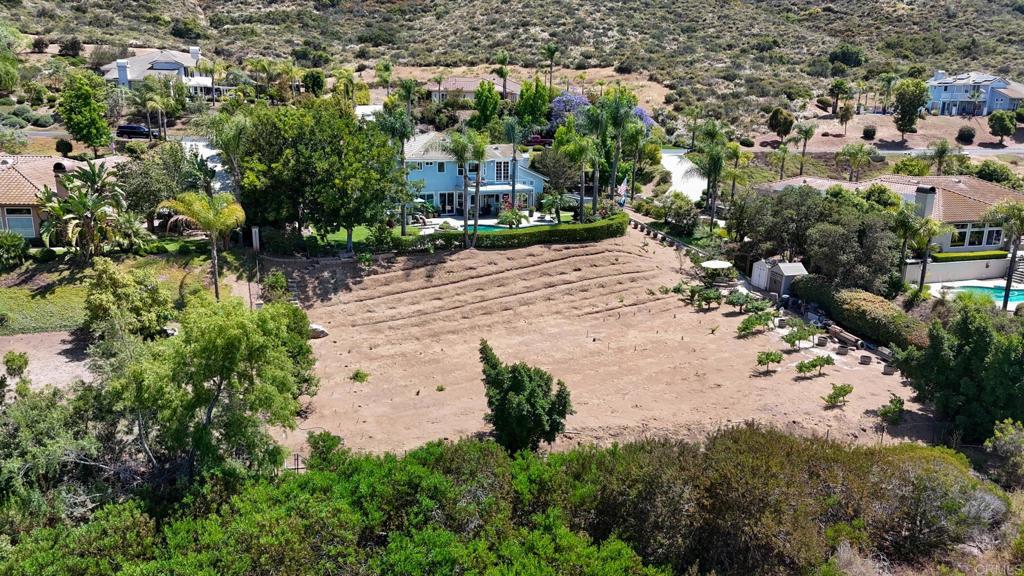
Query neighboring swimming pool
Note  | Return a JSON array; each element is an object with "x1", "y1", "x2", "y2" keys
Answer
[{"x1": 958, "y1": 285, "x2": 1024, "y2": 304}]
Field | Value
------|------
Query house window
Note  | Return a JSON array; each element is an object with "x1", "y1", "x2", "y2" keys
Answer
[
  {"x1": 457, "y1": 165, "x2": 464, "y2": 176},
  {"x1": 968, "y1": 227, "x2": 985, "y2": 246},
  {"x1": 4, "y1": 208, "x2": 33, "y2": 238},
  {"x1": 437, "y1": 162, "x2": 446, "y2": 173},
  {"x1": 987, "y1": 228, "x2": 1003, "y2": 246},
  {"x1": 495, "y1": 161, "x2": 510, "y2": 181},
  {"x1": 468, "y1": 163, "x2": 479, "y2": 175},
  {"x1": 409, "y1": 162, "x2": 423, "y2": 171},
  {"x1": 950, "y1": 224, "x2": 968, "y2": 247}
]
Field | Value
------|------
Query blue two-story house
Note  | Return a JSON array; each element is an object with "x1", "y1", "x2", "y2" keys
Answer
[
  {"x1": 404, "y1": 132, "x2": 547, "y2": 216},
  {"x1": 925, "y1": 70, "x2": 1024, "y2": 116}
]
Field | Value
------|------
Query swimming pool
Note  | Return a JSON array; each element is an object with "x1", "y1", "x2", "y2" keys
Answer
[{"x1": 958, "y1": 285, "x2": 1024, "y2": 304}]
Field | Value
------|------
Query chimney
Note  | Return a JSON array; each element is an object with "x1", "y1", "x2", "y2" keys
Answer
[
  {"x1": 115, "y1": 59, "x2": 129, "y2": 86},
  {"x1": 53, "y1": 162, "x2": 69, "y2": 197},
  {"x1": 189, "y1": 46, "x2": 201, "y2": 62},
  {"x1": 914, "y1": 185, "x2": 936, "y2": 218},
  {"x1": 934, "y1": 70, "x2": 947, "y2": 81}
]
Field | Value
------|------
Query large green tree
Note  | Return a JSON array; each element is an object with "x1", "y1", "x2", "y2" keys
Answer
[
  {"x1": 891, "y1": 78, "x2": 929, "y2": 142},
  {"x1": 470, "y1": 80, "x2": 500, "y2": 129},
  {"x1": 58, "y1": 71, "x2": 112, "y2": 156}
]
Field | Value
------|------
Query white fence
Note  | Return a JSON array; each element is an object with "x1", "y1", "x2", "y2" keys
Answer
[{"x1": 903, "y1": 257, "x2": 1009, "y2": 284}]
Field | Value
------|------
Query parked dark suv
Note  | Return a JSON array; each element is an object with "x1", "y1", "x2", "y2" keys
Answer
[{"x1": 116, "y1": 125, "x2": 151, "y2": 139}]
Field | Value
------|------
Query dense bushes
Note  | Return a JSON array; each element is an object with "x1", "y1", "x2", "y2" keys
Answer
[
  {"x1": 0, "y1": 230, "x2": 27, "y2": 271},
  {"x1": 793, "y1": 274, "x2": 928, "y2": 348},
  {"x1": 957, "y1": 125, "x2": 976, "y2": 144},
  {"x1": 0, "y1": 425, "x2": 1003, "y2": 575},
  {"x1": 862, "y1": 124, "x2": 876, "y2": 139},
  {"x1": 931, "y1": 250, "x2": 1008, "y2": 263},
  {"x1": 398, "y1": 213, "x2": 629, "y2": 252}
]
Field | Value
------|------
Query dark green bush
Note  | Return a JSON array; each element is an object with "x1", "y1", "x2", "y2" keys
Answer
[
  {"x1": 30, "y1": 114, "x2": 54, "y2": 128},
  {"x1": 793, "y1": 274, "x2": 928, "y2": 348},
  {"x1": 862, "y1": 124, "x2": 876, "y2": 139},
  {"x1": 738, "y1": 135, "x2": 755, "y2": 147},
  {"x1": 957, "y1": 125, "x2": 976, "y2": 144},
  {"x1": 10, "y1": 104, "x2": 31, "y2": 118},
  {"x1": 0, "y1": 230, "x2": 27, "y2": 271},
  {"x1": 31, "y1": 247, "x2": 57, "y2": 263},
  {"x1": 261, "y1": 227, "x2": 305, "y2": 256},
  {"x1": 931, "y1": 250, "x2": 1008, "y2": 263},
  {"x1": 398, "y1": 213, "x2": 628, "y2": 252},
  {"x1": 175, "y1": 243, "x2": 193, "y2": 256}
]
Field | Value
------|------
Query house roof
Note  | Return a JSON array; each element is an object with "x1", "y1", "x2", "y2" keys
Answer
[
  {"x1": 927, "y1": 71, "x2": 1003, "y2": 87},
  {"x1": 763, "y1": 173, "x2": 1024, "y2": 223},
  {"x1": 404, "y1": 132, "x2": 518, "y2": 162},
  {"x1": 100, "y1": 49, "x2": 200, "y2": 82},
  {"x1": 996, "y1": 83, "x2": 1024, "y2": 99},
  {"x1": 0, "y1": 156, "x2": 127, "y2": 206},
  {"x1": 771, "y1": 262, "x2": 808, "y2": 276},
  {"x1": 432, "y1": 76, "x2": 521, "y2": 96}
]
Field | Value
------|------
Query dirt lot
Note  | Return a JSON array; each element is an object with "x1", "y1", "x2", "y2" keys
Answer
[
  {"x1": 755, "y1": 109, "x2": 1024, "y2": 153},
  {"x1": 0, "y1": 331, "x2": 90, "y2": 386},
  {"x1": 275, "y1": 228, "x2": 931, "y2": 455}
]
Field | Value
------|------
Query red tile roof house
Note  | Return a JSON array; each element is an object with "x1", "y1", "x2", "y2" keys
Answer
[
  {"x1": 427, "y1": 76, "x2": 522, "y2": 103},
  {"x1": 761, "y1": 175, "x2": 1024, "y2": 284},
  {"x1": 0, "y1": 156, "x2": 126, "y2": 242}
]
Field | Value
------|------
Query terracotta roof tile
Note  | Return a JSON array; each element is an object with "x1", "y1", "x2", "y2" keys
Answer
[{"x1": 0, "y1": 156, "x2": 128, "y2": 206}]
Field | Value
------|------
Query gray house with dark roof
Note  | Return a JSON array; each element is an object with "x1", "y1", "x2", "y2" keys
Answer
[{"x1": 100, "y1": 47, "x2": 214, "y2": 96}]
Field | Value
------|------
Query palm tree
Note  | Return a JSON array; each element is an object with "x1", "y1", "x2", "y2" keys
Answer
[
  {"x1": 146, "y1": 98, "x2": 165, "y2": 140},
  {"x1": 893, "y1": 202, "x2": 919, "y2": 277},
  {"x1": 244, "y1": 57, "x2": 274, "y2": 95},
  {"x1": 467, "y1": 130, "x2": 489, "y2": 248},
  {"x1": 542, "y1": 43, "x2": 559, "y2": 93},
  {"x1": 683, "y1": 106, "x2": 702, "y2": 150},
  {"x1": 129, "y1": 89, "x2": 154, "y2": 141},
  {"x1": 503, "y1": 116, "x2": 529, "y2": 210},
  {"x1": 428, "y1": 72, "x2": 446, "y2": 98},
  {"x1": 492, "y1": 50, "x2": 510, "y2": 99},
  {"x1": 61, "y1": 189, "x2": 117, "y2": 263},
  {"x1": 66, "y1": 160, "x2": 122, "y2": 201},
  {"x1": 926, "y1": 138, "x2": 960, "y2": 175},
  {"x1": 602, "y1": 86, "x2": 637, "y2": 200},
  {"x1": 984, "y1": 199, "x2": 1024, "y2": 310},
  {"x1": 438, "y1": 132, "x2": 472, "y2": 248},
  {"x1": 912, "y1": 218, "x2": 954, "y2": 291},
  {"x1": 877, "y1": 73, "x2": 899, "y2": 114},
  {"x1": 396, "y1": 78, "x2": 422, "y2": 116},
  {"x1": 378, "y1": 108, "x2": 415, "y2": 236},
  {"x1": 722, "y1": 141, "x2": 752, "y2": 206},
  {"x1": 158, "y1": 192, "x2": 246, "y2": 301},
  {"x1": 689, "y1": 142, "x2": 726, "y2": 232},
  {"x1": 622, "y1": 121, "x2": 648, "y2": 200},
  {"x1": 276, "y1": 61, "x2": 302, "y2": 98},
  {"x1": 789, "y1": 122, "x2": 816, "y2": 176},
  {"x1": 835, "y1": 142, "x2": 875, "y2": 181},
  {"x1": 333, "y1": 67, "x2": 357, "y2": 104},
  {"x1": 375, "y1": 59, "x2": 393, "y2": 97},
  {"x1": 576, "y1": 104, "x2": 608, "y2": 213},
  {"x1": 768, "y1": 143, "x2": 791, "y2": 180}
]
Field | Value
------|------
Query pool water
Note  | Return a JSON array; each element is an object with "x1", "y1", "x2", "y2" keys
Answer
[
  {"x1": 959, "y1": 285, "x2": 1024, "y2": 303},
  {"x1": 471, "y1": 225, "x2": 511, "y2": 232}
]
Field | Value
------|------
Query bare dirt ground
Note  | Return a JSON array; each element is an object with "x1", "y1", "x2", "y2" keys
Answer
[
  {"x1": 0, "y1": 331, "x2": 90, "y2": 386},
  {"x1": 274, "y1": 228, "x2": 931, "y2": 455},
  {"x1": 756, "y1": 109, "x2": 1024, "y2": 153}
]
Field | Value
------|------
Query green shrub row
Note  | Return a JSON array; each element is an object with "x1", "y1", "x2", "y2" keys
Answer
[
  {"x1": 398, "y1": 213, "x2": 629, "y2": 252},
  {"x1": 793, "y1": 274, "x2": 928, "y2": 348},
  {"x1": 931, "y1": 250, "x2": 1008, "y2": 263}
]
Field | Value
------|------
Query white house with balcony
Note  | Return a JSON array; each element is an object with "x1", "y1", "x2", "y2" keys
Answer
[
  {"x1": 100, "y1": 47, "x2": 215, "y2": 97},
  {"x1": 925, "y1": 70, "x2": 1024, "y2": 116}
]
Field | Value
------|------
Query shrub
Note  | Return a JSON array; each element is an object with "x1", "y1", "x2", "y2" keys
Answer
[
  {"x1": 261, "y1": 270, "x2": 290, "y2": 303},
  {"x1": 796, "y1": 355, "x2": 834, "y2": 377},
  {"x1": 55, "y1": 138, "x2": 73, "y2": 157},
  {"x1": 815, "y1": 96, "x2": 833, "y2": 110},
  {"x1": 793, "y1": 275, "x2": 927, "y2": 348},
  {"x1": 57, "y1": 36, "x2": 83, "y2": 57},
  {"x1": 956, "y1": 125, "x2": 976, "y2": 144},
  {"x1": 30, "y1": 114, "x2": 53, "y2": 128},
  {"x1": 31, "y1": 247, "x2": 57, "y2": 263},
  {"x1": 175, "y1": 243, "x2": 193, "y2": 256},
  {"x1": 725, "y1": 290, "x2": 751, "y2": 311},
  {"x1": 975, "y1": 159, "x2": 1017, "y2": 185},
  {"x1": 84, "y1": 257, "x2": 173, "y2": 339},
  {"x1": 149, "y1": 243, "x2": 169, "y2": 255},
  {"x1": 350, "y1": 368, "x2": 369, "y2": 383},
  {"x1": 878, "y1": 393, "x2": 905, "y2": 424},
  {"x1": 0, "y1": 97, "x2": 12, "y2": 107},
  {"x1": 823, "y1": 384, "x2": 854, "y2": 407},
  {"x1": 3, "y1": 350, "x2": 28, "y2": 380},
  {"x1": 480, "y1": 339, "x2": 572, "y2": 452},
  {"x1": 30, "y1": 36, "x2": 47, "y2": 53},
  {"x1": 985, "y1": 419, "x2": 1024, "y2": 487},
  {"x1": 756, "y1": 350, "x2": 783, "y2": 372},
  {"x1": 261, "y1": 227, "x2": 305, "y2": 256},
  {"x1": 862, "y1": 124, "x2": 876, "y2": 140},
  {"x1": 737, "y1": 310, "x2": 776, "y2": 336},
  {"x1": 10, "y1": 104, "x2": 31, "y2": 118},
  {"x1": 745, "y1": 298, "x2": 771, "y2": 314},
  {"x1": 1, "y1": 116, "x2": 27, "y2": 129},
  {"x1": 892, "y1": 156, "x2": 930, "y2": 176},
  {"x1": 738, "y1": 135, "x2": 754, "y2": 147},
  {"x1": 398, "y1": 213, "x2": 628, "y2": 253},
  {"x1": 931, "y1": 250, "x2": 1007, "y2": 263},
  {"x1": 0, "y1": 230, "x2": 27, "y2": 271}
]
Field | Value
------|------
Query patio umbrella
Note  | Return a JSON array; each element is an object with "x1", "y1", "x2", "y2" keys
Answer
[{"x1": 700, "y1": 260, "x2": 733, "y2": 270}]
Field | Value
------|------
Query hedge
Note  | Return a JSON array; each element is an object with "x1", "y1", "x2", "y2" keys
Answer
[
  {"x1": 793, "y1": 274, "x2": 928, "y2": 349},
  {"x1": 931, "y1": 250, "x2": 1008, "y2": 263},
  {"x1": 397, "y1": 212, "x2": 629, "y2": 252}
]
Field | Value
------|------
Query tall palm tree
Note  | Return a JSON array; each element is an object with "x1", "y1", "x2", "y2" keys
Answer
[
  {"x1": 602, "y1": 86, "x2": 637, "y2": 200},
  {"x1": 128, "y1": 89, "x2": 154, "y2": 141},
  {"x1": 576, "y1": 105, "x2": 607, "y2": 213},
  {"x1": 439, "y1": 132, "x2": 472, "y2": 248},
  {"x1": 492, "y1": 50, "x2": 510, "y2": 99},
  {"x1": 542, "y1": 43, "x2": 558, "y2": 92},
  {"x1": 158, "y1": 192, "x2": 246, "y2": 301},
  {"x1": 789, "y1": 122, "x2": 816, "y2": 176},
  {"x1": 276, "y1": 61, "x2": 302, "y2": 98},
  {"x1": 912, "y1": 218, "x2": 954, "y2": 292},
  {"x1": 835, "y1": 143, "x2": 875, "y2": 181},
  {"x1": 877, "y1": 72, "x2": 899, "y2": 114},
  {"x1": 333, "y1": 67, "x2": 357, "y2": 104},
  {"x1": 688, "y1": 141, "x2": 726, "y2": 232},
  {"x1": 65, "y1": 160, "x2": 122, "y2": 201},
  {"x1": 622, "y1": 121, "x2": 648, "y2": 200},
  {"x1": 146, "y1": 98, "x2": 165, "y2": 140},
  {"x1": 502, "y1": 116, "x2": 529, "y2": 210},
  {"x1": 893, "y1": 202, "x2": 919, "y2": 278},
  {"x1": 683, "y1": 106, "x2": 702, "y2": 150},
  {"x1": 428, "y1": 72, "x2": 446, "y2": 98},
  {"x1": 375, "y1": 59, "x2": 393, "y2": 97},
  {"x1": 378, "y1": 108, "x2": 415, "y2": 236},
  {"x1": 396, "y1": 78, "x2": 422, "y2": 116},
  {"x1": 722, "y1": 141, "x2": 752, "y2": 206},
  {"x1": 467, "y1": 130, "x2": 489, "y2": 248},
  {"x1": 926, "y1": 138, "x2": 960, "y2": 176},
  {"x1": 984, "y1": 199, "x2": 1024, "y2": 310},
  {"x1": 768, "y1": 143, "x2": 791, "y2": 180}
]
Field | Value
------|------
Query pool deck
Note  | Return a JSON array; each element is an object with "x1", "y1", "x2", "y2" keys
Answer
[{"x1": 927, "y1": 278, "x2": 1024, "y2": 311}]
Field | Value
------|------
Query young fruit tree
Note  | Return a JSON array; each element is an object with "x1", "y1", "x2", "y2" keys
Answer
[
  {"x1": 823, "y1": 383, "x2": 854, "y2": 407},
  {"x1": 756, "y1": 350, "x2": 783, "y2": 374}
]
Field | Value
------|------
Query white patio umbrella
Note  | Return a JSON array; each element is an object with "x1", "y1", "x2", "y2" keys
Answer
[{"x1": 700, "y1": 260, "x2": 733, "y2": 270}]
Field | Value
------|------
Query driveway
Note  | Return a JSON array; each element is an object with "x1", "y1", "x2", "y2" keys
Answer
[{"x1": 660, "y1": 149, "x2": 706, "y2": 201}]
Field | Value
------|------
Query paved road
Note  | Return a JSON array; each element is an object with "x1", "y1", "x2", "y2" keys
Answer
[{"x1": 877, "y1": 145, "x2": 1024, "y2": 157}]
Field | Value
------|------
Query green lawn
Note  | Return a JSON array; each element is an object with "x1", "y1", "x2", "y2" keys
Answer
[
  {"x1": 323, "y1": 225, "x2": 419, "y2": 250},
  {"x1": 0, "y1": 283, "x2": 89, "y2": 336}
]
